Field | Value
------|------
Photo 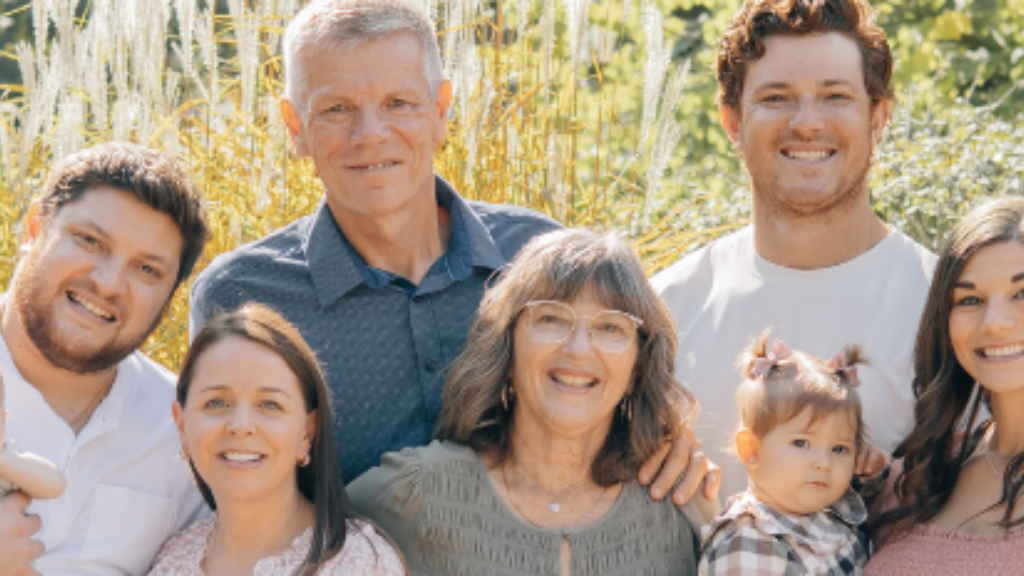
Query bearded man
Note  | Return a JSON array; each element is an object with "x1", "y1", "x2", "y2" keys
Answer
[{"x1": 0, "y1": 142, "x2": 209, "y2": 575}]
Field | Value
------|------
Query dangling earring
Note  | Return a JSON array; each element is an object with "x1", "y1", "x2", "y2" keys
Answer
[
  {"x1": 620, "y1": 394, "x2": 633, "y2": 423},
  {"x1": 299, "y1": 452, "x2": 311, "y2": 467},
  {"x1": 178, "y1": 448, "x2": 189, "y2": 461},
  {"x1": 501, "y1": 381, "x2": 515, "y2": 412}
]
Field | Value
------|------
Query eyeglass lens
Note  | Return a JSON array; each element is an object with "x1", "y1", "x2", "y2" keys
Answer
[{"x1": 526, "y1": 301, "x2": 637, "y2": 352}]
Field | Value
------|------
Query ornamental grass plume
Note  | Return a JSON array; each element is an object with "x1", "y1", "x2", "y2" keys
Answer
[{"x1": 0, "y1": 0, "x2": 716, "y2": 370}]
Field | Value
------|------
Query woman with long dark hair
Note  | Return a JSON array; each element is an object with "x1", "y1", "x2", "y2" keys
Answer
[
  {"x1": 149, "y1": 304, "x2": 404, "y2": 575},
  {"x1": 868, "y1": 197, "x2": 1024, "y2": 574}
]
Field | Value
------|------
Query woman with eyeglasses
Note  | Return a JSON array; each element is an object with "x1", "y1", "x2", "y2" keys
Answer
[{"x1": 348, "y1": 229, "x2": 716, "y2": 575}]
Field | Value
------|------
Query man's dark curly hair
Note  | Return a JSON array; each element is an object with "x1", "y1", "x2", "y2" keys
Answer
[{"x1": 717, "y1": 0, "x2": 894, "y2": 111}]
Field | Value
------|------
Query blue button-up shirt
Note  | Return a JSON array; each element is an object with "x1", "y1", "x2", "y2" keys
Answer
[{"x1": 190, "y1": 176, "x2": 560, "y2": 481}]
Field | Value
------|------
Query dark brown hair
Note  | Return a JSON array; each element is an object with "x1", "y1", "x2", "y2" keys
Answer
[
  {"x1": 36, "y1": 141, "x2": 209, "y2": 288},
  {"x1": 436, "y1": 229, "x2": 697, "y2": 486},
  {"x1": 736, "y1": 329, "x2": 866, "y2": 447},
  {"x1": 717, "y1": 0, "x2": 894, "y2": 110},
  {"x1": 177, "y1": 304, "x2": 363, "y2": 574},
  {"x1": 874, "y1": 197, "x2": 1024, "y2": 542}
]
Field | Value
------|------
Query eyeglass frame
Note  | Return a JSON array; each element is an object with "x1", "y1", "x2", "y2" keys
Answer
[{"x1": 519, "y1": 299, "x2": 644, "y2": 353}]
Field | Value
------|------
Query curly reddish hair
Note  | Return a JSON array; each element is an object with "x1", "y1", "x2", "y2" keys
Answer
[{"x1": 717, "y1": 0, "x2": 894, "y2": 111}]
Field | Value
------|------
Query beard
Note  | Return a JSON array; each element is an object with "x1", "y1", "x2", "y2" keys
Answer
[
  {"x1": 13, "y1": 251, "x2": 160, "y2": 375},
  {"x1": 748, "y1": 135, "x2": 875, "y2": 221}
]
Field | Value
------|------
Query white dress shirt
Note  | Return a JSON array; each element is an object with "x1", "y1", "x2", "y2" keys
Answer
[{"x1": 0, "y1": 325, "x2": 208, "y2": 575}]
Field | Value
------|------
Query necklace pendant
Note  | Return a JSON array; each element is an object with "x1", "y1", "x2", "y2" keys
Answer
[{"x1": 549, "y1": 503, "x2": 561, "y2": 513}]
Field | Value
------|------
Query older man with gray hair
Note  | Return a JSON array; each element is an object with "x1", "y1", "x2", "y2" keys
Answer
[{"x1": 192, "y1": 0, "x2": 718, "y2": 503}]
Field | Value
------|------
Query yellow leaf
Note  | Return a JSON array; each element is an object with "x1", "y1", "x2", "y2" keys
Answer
[{"x1": 933, "y1": 11, "x2": 972, "y2": 42}]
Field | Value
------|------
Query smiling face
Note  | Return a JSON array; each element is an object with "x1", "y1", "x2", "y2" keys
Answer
[
  {"x1": 949, "y1": 241, "x2": 1024, "y2": 398},
  {"x1": 13, "y1": 186, "x2": 181, "y2": 374},
  {"x1": 721, "y1": 32, "x2": 887, "y2": 219},
  {"x1": 745, "y1": 408, "x2": 857, "y2": 516},
  {"x1": 281, "y1": 31, "x2": 451, "y2": 228},
  {"x1": 509, "y1": 290, "x2": 639, "y2": 440},
  {"x1": 174, "y1": 336, "x2": 315, "y2": 509}
]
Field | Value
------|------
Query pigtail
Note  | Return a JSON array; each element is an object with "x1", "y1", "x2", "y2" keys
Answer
[
  {"x1": 827, "y1": 345, "x2": 870, "y2": 389},
  {"x1": 737, "y1": 328, "x2": 772, "y2": 380}
]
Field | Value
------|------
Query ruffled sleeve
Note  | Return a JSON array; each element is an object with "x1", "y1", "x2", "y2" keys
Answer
[
  {"x1": 319, "y1": 520, "x2": 407, "y2": 575},
  {"x1": 347, "y1": 446, "x2": 426, "y2": 565}
]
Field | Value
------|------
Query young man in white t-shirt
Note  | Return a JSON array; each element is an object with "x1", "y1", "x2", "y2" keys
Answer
[
  {"x1": 652, "y1": 0, "x2": 937, "y2": 499},
  {"x1": 0, "y1": 143, "x2": 210, "y2": 575}
]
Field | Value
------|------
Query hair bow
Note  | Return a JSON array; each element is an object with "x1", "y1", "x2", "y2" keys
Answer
[
  {"x1": 827, "y1": 352, "x2": 860, "y2": 388},
  {"x1": 749, "y1": 339, "x2": 793, "y2": 379}
]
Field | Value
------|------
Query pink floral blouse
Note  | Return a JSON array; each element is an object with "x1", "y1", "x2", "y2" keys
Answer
[{"x1": 148, "y1": 515, "x2": 405, "y2": 575}]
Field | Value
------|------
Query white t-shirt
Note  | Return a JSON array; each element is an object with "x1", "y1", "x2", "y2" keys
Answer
[
  {"x1": 0, "y1": 330, "x2": 208, "y2": 576},
  {"x1": 652, "y1": 227, "x2": 937, "y2": 499}
]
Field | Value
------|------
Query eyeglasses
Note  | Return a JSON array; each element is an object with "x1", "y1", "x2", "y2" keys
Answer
[{"x1": 521, "y1": 300, "x2": 643, "y2": 353}]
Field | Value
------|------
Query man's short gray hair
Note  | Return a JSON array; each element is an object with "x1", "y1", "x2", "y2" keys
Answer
[{"x1": 283, "y1": 0, "x2": 445, "y2": 111}]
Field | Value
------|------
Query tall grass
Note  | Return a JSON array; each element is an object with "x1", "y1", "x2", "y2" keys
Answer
[
  {"x1": 2, "y1": 1, "x2": 1020, "y2": 370},
  {"x1": 0, "y1": 0, "x2": 725, "y2": 370}
]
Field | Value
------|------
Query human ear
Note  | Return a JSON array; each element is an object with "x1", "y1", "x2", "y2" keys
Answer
[
  {"x1": 433, "y1": 80, "x2": 453, "y2": 145},
  {"x1": 302, "y1": 409, "x2": 317, "y2": 454},
  {"x1": 172, "y1": 402, "x2": 190, "y2": 460},
  {"x1": 735, "y1": 427, "x2": 761, "y2": 471},
  {"x1": 870, "y1": 100, "x2": 889, "y2": 143},
  {"x1": 23, "y1": 201, "x2": 44, "y2": 245},
  {"x1": 719, "y1": 105, "x2": 742, "y2": 149},
  {"x1": 280, "y1": 99, "x2": 310, "y2": 157}
]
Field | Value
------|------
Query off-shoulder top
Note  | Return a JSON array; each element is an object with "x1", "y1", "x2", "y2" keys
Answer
[
  {"x1": 865, "y1": 459, "x2": 1024, "y2": 576},
  {"x1": 348, "y1": 440, "x2": 713, "y2": 576}
]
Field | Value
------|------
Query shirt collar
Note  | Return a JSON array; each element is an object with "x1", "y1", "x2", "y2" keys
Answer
[
  {"x1": 303, "y1": 175, "x2": 507, "y2": 308},
  {"x1": 0, "y1": 294, "x2": 132, "y2": 438},
  {"x1": 706, "y1": 488, "x2": 867, "y2": 556}
]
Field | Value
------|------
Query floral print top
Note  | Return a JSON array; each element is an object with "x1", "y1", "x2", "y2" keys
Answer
[{"x1": 149, "y1": 515, "x2": 405, "y2": 575}]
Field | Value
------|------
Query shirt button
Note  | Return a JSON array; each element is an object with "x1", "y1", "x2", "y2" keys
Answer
[
  {"x1": 412, "y1": 295, "x2": 424, "y2": 303},
  {"x1": 425, "y1": 359, "x2": 438, "y2": 372}
]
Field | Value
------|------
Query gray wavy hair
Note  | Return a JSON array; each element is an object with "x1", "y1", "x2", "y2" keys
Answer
[
  {"x1": 436, "y1": 228, "x2": 697, "y2": 486},
  {"x1": 283, "y1": 0, "x2": 445, "y2": 110}
]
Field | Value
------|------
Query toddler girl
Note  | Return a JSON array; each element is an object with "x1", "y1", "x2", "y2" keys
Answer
[
  {"x1": 699, "y1": 331, "x2": 885, "y2": 575},
  {"x1": 0, "y1": 373, "x2": 66, "y2": 499}
]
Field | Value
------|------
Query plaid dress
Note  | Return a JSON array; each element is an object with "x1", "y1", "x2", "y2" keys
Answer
[{"x1": 699, "y1": 488, "x2": 867, "y2": 575}]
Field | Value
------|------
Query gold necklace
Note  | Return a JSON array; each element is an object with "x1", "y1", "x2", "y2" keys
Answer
[{"x1": 501, "y1": 462, "x2": 609, "y2": 534}]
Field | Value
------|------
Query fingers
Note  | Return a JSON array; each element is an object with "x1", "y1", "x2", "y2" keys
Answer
[
  {"x1": 854, "y1": 449, "x2": 868, "y2": 475},
  {"x1": 854, "y1": 444, "x2": 890, "y2": 476},
  {"x1": 650, "y1": 428, "x2": 696, "y2": 500},
  {"x1": 0, "y1": 492, "x2": 44, "y2": 576},
  {"x1": 644, "y1": 426, "x2": 697, "y2": 501},
  {"x1": 670, "y1": 450, "x2": 708, "y2": 505},
  {"x1": 638, "y1": 441, "x2": 673, "y2": 487},
  {"x1": 701, "y1": 462, "x2": 723, "y2": 501},
  {"x1": 1, "y1": 491, "x2": 31, "y2": 513}
]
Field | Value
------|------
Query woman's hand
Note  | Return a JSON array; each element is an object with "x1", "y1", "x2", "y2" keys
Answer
[
  {"x1": 638, "y1": 425, "x2": 721, "y2": 505},
  {"x1": 855, "y1": 442, "x2": 891, "y2": 476}
]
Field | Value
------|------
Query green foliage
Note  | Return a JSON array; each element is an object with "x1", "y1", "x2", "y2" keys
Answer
[
  {"x1": 878, "y1": 0, "x2": 1024, "y2": 112},
  {"x1": 872, "y1": 93, "x2": 1024, "y2": 251}
]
